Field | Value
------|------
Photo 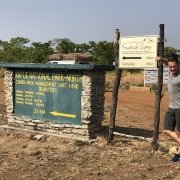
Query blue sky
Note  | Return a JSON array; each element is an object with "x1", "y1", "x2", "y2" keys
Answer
[{"x1": 0, "y1": 0, "x2": 179, "y2": 49}]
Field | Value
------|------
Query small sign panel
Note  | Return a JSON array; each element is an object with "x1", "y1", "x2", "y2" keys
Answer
[
  {"x1": 119, "y1": 35, "x2": 159, "y2": 69},
  {"x1": 144, "y1": 67, "x2": 169, "y2": 84}
]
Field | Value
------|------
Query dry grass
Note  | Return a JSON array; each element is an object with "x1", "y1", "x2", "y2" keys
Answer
[
  {"x1": 121, "y1": 70, "x2": 144, "y2": 86},
  {"x1": 105, "y1": 70, "x2": 144, "y2": 90},
  {"x1": 93, "y1": 136, "x2": 107, "y2": 147},
  {"x1": 0, "y1": 68, "x2": 4, "y2": 78}
]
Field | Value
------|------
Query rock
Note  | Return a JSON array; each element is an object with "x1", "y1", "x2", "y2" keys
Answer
[
  {"x1": 33, "y1": 134, "x2": 44, "y2": 141},
  {"x1": 169, "y1": 147, "x2": 178, "y2": 156}
]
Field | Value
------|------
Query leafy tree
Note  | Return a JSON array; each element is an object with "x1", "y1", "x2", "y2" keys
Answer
[
  {"x1": 9, "y1": 37, "x2": 31, "y2": 62},
  {"x1": 31, "y1": 41, "x2": 54, "y2": 63},
  {"x1": 0, "y1": 37, "x2": 31, "y2": 62},
  {"x1": 75, "y1": 43, "x2": 91, "y2": 53},
  {"x1": 164, "y1": 46, "x2": 179, "y2": 61},
  {"x1": 54, "y1": 39, "x2": 114, "y2": 64},
  {"x1": 0, "y1": 40, "x2": 12, "y2": 61},
  {"x1": 55, "y1": 38, "x2": 76, "y2": 53},
  {"x1": 89, "y1": 41, "x2": 114, "y2": 65},
  {"x1": 0, "y1": 37, "x2": 54, "y2": 63},
  {"x1": 1, "y1": 36, "x2": 179, "y2": 66},
  {"x1": 10, "y1": 37, "x2": 30, "y2": 47}
]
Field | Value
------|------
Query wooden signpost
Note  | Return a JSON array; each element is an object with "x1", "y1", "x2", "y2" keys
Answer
[{"x1": 108, "y1": 25, "x2": 164, "y2": 148}]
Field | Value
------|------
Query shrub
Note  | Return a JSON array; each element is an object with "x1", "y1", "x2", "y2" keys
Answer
[{"x1": 0, "y1": 68, "x2": 4, "y2": 78}]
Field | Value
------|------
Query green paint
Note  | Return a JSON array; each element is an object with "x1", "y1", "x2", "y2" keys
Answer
[{"x1": 14, "y1": 70, "x2": 82, "y2": 125}]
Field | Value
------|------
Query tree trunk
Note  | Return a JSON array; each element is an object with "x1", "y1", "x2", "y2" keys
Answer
[
  {"x1": 152, "y1": 24, "x2": 164, "y2": 150},
  {"x1": 108, "y1": 29, "x2": 122, "y2": 143}
]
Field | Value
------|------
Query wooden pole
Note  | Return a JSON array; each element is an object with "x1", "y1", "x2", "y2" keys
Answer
[
  {"x1": 107, "y1": 29, "x2": 122, "y2": 143},
  {"x1": 151, "y1": 24, "x2": 164, "y2": 150}
]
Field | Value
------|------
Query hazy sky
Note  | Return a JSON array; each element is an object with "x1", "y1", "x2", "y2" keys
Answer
[{"x1": 0, "y1": 0, "x2": 179, "y2": 49}]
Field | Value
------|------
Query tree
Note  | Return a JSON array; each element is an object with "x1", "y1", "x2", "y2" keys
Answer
[
  {"x1": 0, "y1": 37, "x2": 31, "y2": 62},
  {"x1": 9, "y1": 37, "x2": 31, "y2": 62},
  {"x1": 89, "y1": 41, "x2": 114, "y2": 65},
  {"x1": 75, "y1": 43, "x2": 91, "y2": 53},
  {"x1": 164, "y1": 46, "x2": 178, "y2": 60},
  {"x1": 1, "y1": 36, "x2": 179, "y2": 65},
  {"x1": 52, "y1": 39, "x2": 115, "y2": 64},
  {"x1": 10, "y1": 37, "x2": 30, "y2": 47},
  {"x1": 0, "y1": 40, "x2": 12, "y2": 61},
  {"x1": 31, "y1": 41, "x2": 54, "y2": 63},
  {"x1": 55, "y1": 38, "x2": 76, "y2": 54}
]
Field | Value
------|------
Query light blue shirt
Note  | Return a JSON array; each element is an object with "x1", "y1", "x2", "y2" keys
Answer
[{"x1": 168, "y1": 71, "x2": 180, "y2": 109}]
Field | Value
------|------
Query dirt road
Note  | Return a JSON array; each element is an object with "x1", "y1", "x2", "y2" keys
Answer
[
  {"x1": 104, "y1": 89, "x2": 169, "y2": 142},
  {"x1": 0, "y1": 78, "x2": 180, "y2": 180}
]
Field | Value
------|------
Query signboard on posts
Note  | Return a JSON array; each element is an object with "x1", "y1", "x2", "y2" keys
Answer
[
  {"x1": 144, "y1": 66, "x2": 169, "y2": 85},
  {"x1": 119, "y1": 35, "x2": 159, "y2": 69}
]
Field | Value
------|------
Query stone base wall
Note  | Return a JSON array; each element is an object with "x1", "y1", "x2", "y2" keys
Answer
[{"x1": 4, "y1": 70, "x2": 105, "y2": 141}]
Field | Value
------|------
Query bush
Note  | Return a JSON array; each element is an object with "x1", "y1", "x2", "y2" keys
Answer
[{"x1": 0, "y1": 68, "x2": 4, "y2": 78}]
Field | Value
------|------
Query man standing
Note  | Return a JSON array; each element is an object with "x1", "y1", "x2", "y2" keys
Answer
[{"x1": 156, "y1": 56, "x2": 180, "y2": 162}]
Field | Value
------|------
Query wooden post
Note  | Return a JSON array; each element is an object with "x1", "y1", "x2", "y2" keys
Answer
[
  {"x1": 108, "y1": 29, "x2": 122, "y2": 143},
  {"x1": 151, "y1": 24, "x2": 164, "y2": 150}
]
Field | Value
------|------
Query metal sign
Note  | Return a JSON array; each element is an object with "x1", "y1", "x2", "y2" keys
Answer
[
  {"x1": 144, "y1": 67, "x2": 169, "y2": 84},
  {"x1": 119, "y1": 35, "x2": 159, "y2": 69}
]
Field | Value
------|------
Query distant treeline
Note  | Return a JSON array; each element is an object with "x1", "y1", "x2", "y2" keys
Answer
[{"x1": 0, "y1": 37, "x2": 179, "y2": 64}]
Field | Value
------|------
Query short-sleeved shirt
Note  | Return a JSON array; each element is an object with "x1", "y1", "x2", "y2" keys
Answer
[{"x1": 168, "y1": 71, "x2": 180, "y2": 109}]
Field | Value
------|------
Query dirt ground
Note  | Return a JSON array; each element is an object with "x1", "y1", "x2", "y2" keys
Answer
[{"x1": 0, "y1": 78, "x2": 180, "y2": 180}]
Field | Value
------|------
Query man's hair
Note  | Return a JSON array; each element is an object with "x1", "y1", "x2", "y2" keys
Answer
[
  {"x1": 167, "y1": 58, "x2": 179, "y2": 64},
  {"x1": 167, "y1": 53, "x2": 179, "y2": 64}
]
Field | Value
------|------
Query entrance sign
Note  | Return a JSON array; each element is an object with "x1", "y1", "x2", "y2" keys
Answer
[
  {"x1": 14, "y1": 70, "x2": 82, "y2": 125},
  {"x1": 119, "y1": 35, "x2": 159, "y2": 69}
]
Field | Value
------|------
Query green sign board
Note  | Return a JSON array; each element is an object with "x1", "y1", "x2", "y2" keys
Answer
[{"x1": 14, "y1": 70, "x2": 82, "y2": 125}]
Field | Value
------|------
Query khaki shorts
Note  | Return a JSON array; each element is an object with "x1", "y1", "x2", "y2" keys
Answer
[{"x1": 164, "y1": 108, "x2": 180, "y2": 131}]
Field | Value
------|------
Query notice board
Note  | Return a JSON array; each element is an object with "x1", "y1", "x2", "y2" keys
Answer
[
  {"x1": 14, "y1": 70, "x2": 82, "y2": 125},
  {"x1": 119, "y1": 35, "x2": 159, "y2": 69},
  {"x1": 144, "y1": 67, "x2": 169, "y2": 84}
]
